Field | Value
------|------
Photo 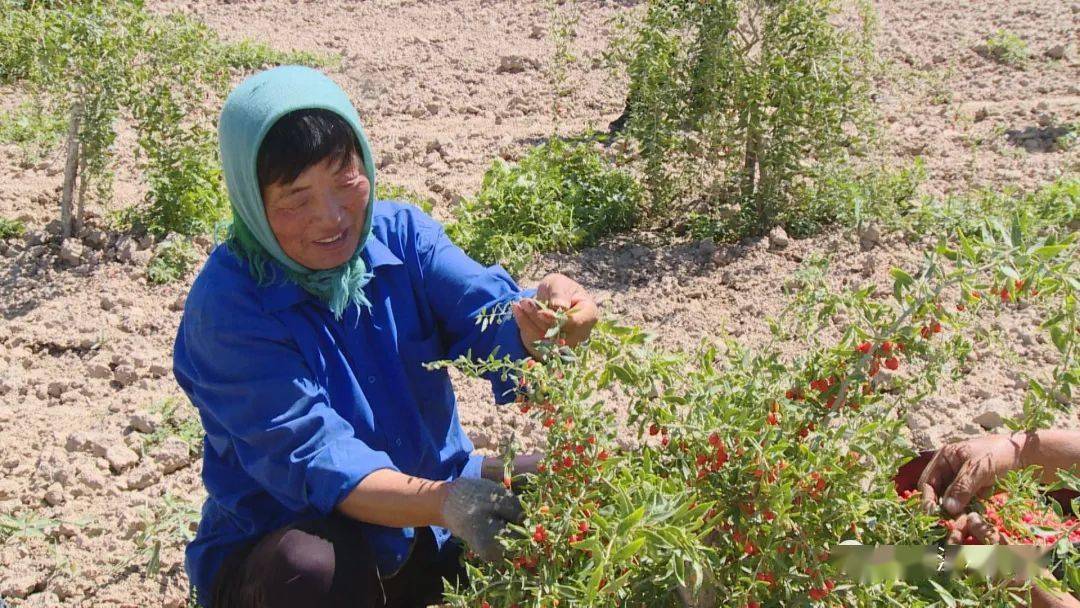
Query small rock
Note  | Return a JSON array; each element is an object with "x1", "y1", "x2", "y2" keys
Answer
[
  {"x1": 860, "y1": 254, "x2": 877, "y2": 278},
  {"x1": 767, "y1": 226, "x2": 789, "y2": 251},
  {"x1": 46, "y1": 381, "x2": 66, "y2": 398},
  {"x1": 56, "y1": 522, "x2": 79, "y2": 538},
  {"x1": 858, "y1": 223, "x2": 882, "y2": 251},
  {"x1": 0, "y1": 570, "x2": 46, "y2": 599},
  {"x1": 169, "y1": 294, "x2": 186, "y2": 312},
  {"x1": 22, "y1": 591, "x2": 61, "y2": 608},
  {"x1": 124, "y1": 465, "x2": 161, "y2": 491},
  {"x1": 43, "y1": 482, "x2": 64, "y2": 506},
  {"x1": 59, "y1": 240, "x2": 85, "y2": 266},
  {"x1": 115, "y1": 236, "x2": 137, "y2": 263},
  {"x1": 529, "y1": 24, "x2": 546, "y2": 39},
  {"x1": 131, "y1": 249, "x2": 152, "y2": 266},
  {"x1": 1045, "y1": 44, "x2": 1068, "y2": 60},
  {"x1": 82, "y1": 229, "x2": 108, "y2": 250},
  {"x1": 151, "y1": 437, "x2": 191, "y2": 474},
  {"x1": 471, "y1": 430, "x2": 495, "y2": 450},
  {"x1": 77, "y1": 466, "x2": 107, "y2": 491},
  {"x1": 697, "y1": 238, "x2": 717, "y2": 258},
  {"x1": 99, "y1": 296, "x2": 115, "y2": 311},
  {"x1": 147, "y1": 363, "x2": 170, "y2": 378},
  {"x1": 0, "y1": 478, "x2": 19, "y2": 500},
  {"x1": 128, "y1": 412, "x2": 160, "y2": 434},
  {"x1": 86, "y1": 362, "x2": 111, "y2": 380},
  {"x1": 973, "y1": 407, "x2": 1006, "y2": 430},
  {"x1": 105, "y1": 445, "x2": 139, "y2": 474},
  {"x1": 496, "y1": 54, "x2": 531, "y2": 74},
  {"x1": 112, "y1": 364, "x2": 138, "y2": 386}
]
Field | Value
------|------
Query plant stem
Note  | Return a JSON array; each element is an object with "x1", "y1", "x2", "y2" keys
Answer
[{"x1": 59, "y1": 101, "x2": 83, "y2": 241}]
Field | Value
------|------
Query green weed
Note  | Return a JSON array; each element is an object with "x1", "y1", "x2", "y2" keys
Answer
[
  {"x1": 981, "y1": 30, "x2": 1030, "y2": 67},
  {"x1": 872, "y1": 175, "x2": 1079, "y2": 238},
  {"x1": 0, "y1": 100, "x2": 65, "y2": 165},
  {"x1": 140, "y1": 398, "x2": 203, "y2": 458},
  {"x1": 0, "y1": 511, "x2": 59, "y2": 543},
  {"x1": 132, "y1": 493, "x2": 199, "y2": 577},
  {"x1": 446, "y1": 138, "x2": 640, "y2": 275},
  {"x1": 0, "y1": 216, "x2": 26, "y2": 239},
  {"x1": 146, "y1": 237, "x2": 202, "y2": 285}
]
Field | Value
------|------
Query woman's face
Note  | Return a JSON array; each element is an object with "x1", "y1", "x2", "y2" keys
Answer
[{"x1": 262, "y1": 150, "x2": 369, "y2": 270}]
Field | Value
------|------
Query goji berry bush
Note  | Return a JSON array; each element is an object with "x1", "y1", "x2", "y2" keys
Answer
[{"x1": 432, "y1": 214, "x2": 1079, "y2": 607}]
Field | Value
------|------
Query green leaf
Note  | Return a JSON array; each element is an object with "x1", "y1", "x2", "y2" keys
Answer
[
  {"x1": 929, "y1": 580, "x2": 958, "y2": 608},
  {"x1": 616, "y1": 506, "x2": 646, "y2": 537},
  {"x1": 1032, "y1": 243, "x2": 1068, "y2": 259},
  {"x1": 611, "y1": 536, "x2": 646, "y2": 563},
  {"x1": 999, "y1": 265, "x2": 1020, "y2": 281}
]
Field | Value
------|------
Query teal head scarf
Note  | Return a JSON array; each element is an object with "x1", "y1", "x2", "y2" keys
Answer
[{"x1": 218, "y1": 65, "x2": 377, "y2": 319}]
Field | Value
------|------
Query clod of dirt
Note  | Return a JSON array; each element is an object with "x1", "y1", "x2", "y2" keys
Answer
[
  {"x1": 112, "y1": 364, "x2": 138, "y2": 387},
  {"x1": 151, "y1": 437, "x2": 192, "y2": 474},
  {"x1": 767, "y1": 226, "x2": 790, "y2": 251},
  {"x1": 21, "y1": 591, "x2": 61, "y2": 607},
  {"x1": 128, "y1": 412, "x2": 160, "y2": 434},
  {"x1": 496, "y1": 54, "x2": 536, "y2": 74},
  {"x1": 86, "y1": 361, "x2": 111, "y2": 380},
  {"x1": 858, "y1": 223, "x2": 882, "y2": 251},
  {"x1": 125, "y1": 464, "x2": 161, "y2": 491},
  {"x1": 105, "y1": 444, "x2": 140, "y2": 474},
  {"x1": 1045, "y1": 44, "x2": 1069, "y2": 60},
  {"x1": 59, "y1": 240, "x2": 85, "y2": 266},
  {"x1": 0, "y1": 570, "x2": 46, "y2": 600},
  {"x1": 43, "y1": 482, "x2": 64, "y2": 506}
]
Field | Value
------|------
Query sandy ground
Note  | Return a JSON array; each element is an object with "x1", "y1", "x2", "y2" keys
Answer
[{"x1": 0, "y1": 0, "x2": 1077, "y2": 606}]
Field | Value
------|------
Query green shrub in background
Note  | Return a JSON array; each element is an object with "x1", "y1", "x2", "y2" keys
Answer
[
  {"x1": 875, "y1": 175, "x2": 1080, "y2": 238},
  {"x1": 622, "y1": 0, "x2": 876, "y2": 236},
  {"x1": 0, "y1": 100, "x2": 67, "y2": 166},
  {"x1": 447, "y1": 139, "x2": 641, "y2": 276},
  {"x1": 0, "y1": 217, "x2": 26, "y2": 240},
  {"x1": 376, "y1": 182, "x2": 435, "y2": 215},
  {"x1": 147, "y1": 237, "x2": 201, "y2": 285},
  {"x1": 0, "y1": 0, "x2": 332, "y2": 240}
]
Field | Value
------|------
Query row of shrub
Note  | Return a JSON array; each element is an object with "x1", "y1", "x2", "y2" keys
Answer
[{"x1": 2, "y1": 0, "x2": 1075, "y2": 284}]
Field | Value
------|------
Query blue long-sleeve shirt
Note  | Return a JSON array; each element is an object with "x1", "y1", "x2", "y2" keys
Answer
[{"x1": 173, "y1": 201, "x2": 531, "y2": 602}]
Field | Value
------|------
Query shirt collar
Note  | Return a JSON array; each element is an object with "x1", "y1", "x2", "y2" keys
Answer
[{"x1": 260, "y1": 238, "x2": 403, "y2": 313}]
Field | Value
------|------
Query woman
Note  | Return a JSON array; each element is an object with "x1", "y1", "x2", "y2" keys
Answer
[{"x1": 174, "y1": 65, "x2": 598, "y2": 607}]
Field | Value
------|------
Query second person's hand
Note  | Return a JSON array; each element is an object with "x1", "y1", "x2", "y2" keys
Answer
[{"x1": 512, "y1": 273, "x2": 598, "y2": 359}]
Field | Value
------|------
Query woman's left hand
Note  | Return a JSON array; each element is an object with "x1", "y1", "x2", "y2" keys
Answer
[{"x1": 512, "y1": 273, "x2": 599, "y2": 360}]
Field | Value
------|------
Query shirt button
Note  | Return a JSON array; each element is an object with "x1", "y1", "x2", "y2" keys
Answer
[
  {"x1": 395, "y1": 438, "x2": 403, "y2": 447},
  {"x1": 368, "y1": 376, "x2": 376, "y2": 384}
]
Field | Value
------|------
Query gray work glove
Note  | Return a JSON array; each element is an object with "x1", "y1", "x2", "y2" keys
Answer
[{"x1": 441, "y1": 477, "x2": 524, "y2": 562}]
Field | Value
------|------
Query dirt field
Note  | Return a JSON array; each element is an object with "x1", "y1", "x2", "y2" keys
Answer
[{"x1": 0, "y1": 0, "x2": 1077, "y2": 606}]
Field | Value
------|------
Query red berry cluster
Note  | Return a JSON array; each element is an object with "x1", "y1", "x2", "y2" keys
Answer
[{"x1": 694, "y1": 432, "x2": 730, "y2": 480}]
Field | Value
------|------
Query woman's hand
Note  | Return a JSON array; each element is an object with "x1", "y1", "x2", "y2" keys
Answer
[
  {"x1": 918, "y1": 430, "x2": 1080, "y2": 517},
  {"x1": 440, "y1": 477, "x2": 524, "y2": 562},
  {"x1": 512, "y1": 273, "x2": 599, "y2": 360},
  {"x1": 918, "y1": 433, "x2": 1027, "y2": 516}
]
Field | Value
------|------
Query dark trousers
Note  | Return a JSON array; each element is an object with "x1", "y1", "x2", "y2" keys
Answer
[{"x1": 210, "y1": 515, "x2": 467, "y2": 608}]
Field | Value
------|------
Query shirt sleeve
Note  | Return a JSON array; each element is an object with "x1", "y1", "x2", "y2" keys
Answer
[
  {"x1": 174, "y1": 288, "x2": 398, "y2": 514},
  {"x1": 413, "y1": 213, "x2": 535, "y2": 405}
]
